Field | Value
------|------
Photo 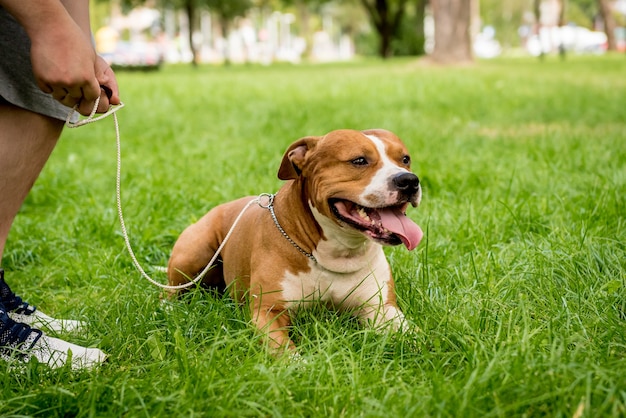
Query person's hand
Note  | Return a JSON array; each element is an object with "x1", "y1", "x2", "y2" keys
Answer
[
  {"x1": 76, "y1": 55, "x2": 121, "y2": 115},
  {"x1": 28, "y1": 18, "x2": 109, "y2": 116}
]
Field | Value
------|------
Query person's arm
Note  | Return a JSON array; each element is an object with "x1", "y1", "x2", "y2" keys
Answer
[
  {"x1": 59, "y1": 0, "x2": 121, "y2": 111},
  {"x1": 1, "y1": 0, "x2": 119, "y2": 115},
  {"x1": 59, "y1": 0, "x2": 92, "y2": 40}
]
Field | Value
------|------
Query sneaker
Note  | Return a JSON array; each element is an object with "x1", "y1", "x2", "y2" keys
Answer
[
  {"x1": 0, "y1": 307, "x2": 107, "y2": 370},
  {"x1": 0, "y1": 269, "x2": 85, "y2": 333}
]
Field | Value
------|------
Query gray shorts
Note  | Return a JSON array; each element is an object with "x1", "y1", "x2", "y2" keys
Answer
[{"x1": 0, "y1": 7, "x2": 75, "y2": 121}]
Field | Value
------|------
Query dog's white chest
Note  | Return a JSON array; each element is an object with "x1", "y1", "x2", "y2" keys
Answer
[{"x1": 280, "y1": 250, "x2": 391, "y2": 310}]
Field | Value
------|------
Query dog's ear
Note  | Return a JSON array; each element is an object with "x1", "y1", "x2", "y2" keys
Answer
[{"x1": 278, "y1": 136, "x2": 319, "y2": 180}]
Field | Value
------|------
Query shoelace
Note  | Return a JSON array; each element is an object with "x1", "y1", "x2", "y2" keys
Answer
[
  {"x1": 0, "y1": 269, "x2": 36, "y2": 314},
  {"x1": 0, "y1": 309, "x2": 42, "y2": 352}
]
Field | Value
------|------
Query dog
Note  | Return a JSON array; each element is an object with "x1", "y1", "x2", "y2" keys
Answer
[{"x1": 167, "y1": 129, "x2": 423, "y2": 351}]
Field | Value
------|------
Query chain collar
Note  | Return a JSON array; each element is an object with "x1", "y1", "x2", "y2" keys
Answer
[{"x1": 257, "y1": 193, "x2": 317, "y2": 263}]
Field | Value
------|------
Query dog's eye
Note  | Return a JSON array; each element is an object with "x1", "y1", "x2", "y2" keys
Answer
[
  {"x1": 402, "y1": 155, "x2": 411, "y2": 166},
  {"x1": 351, "y1": 157, "x2": 368, "y2": 166}
]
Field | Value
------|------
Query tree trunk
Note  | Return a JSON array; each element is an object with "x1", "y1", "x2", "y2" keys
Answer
[
  {"x1": 380, "y1": 24, "x2": 393, "y2": 58},
  {"x1": 430, "y1": 0, "x2": 473, "y2": 64},
  {"x1": 533, "y1": 0, "x2": 544, "y2": 60},
  {"x1": 470, "y1": 0, "x2": 480, "y2": 41},
  {"x1": 185, "y1": 0, "x2": 198, "y2": 66},
  {"x1": 220, "y1": 16, "x2": 231, "y2": 66},
  {"x1": 597, "y1": 0, "x2": 617, "y2": 51},
  {"x1": 296, "y1": 1, "x2": 313, "y2": 59},
  {"x1": 557, "y1": 0, "x2": 567, "y2": 59},
  {"x1": 360, "y1": 0, "x2": 408, "y2": 59}
]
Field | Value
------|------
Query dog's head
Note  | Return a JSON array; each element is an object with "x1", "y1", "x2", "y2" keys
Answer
[{"x1": 278, "y1": 129, "x2": 423, "y2": 250}]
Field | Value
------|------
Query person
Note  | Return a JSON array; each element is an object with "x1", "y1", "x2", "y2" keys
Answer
[{"x1": 0, "y1": 0, "x2": 120, "y2": 369}]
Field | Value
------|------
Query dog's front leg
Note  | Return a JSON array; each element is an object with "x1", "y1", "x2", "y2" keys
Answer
[
  {"x1": 251, "y1": 300, "x2": 295, "y2": 353},
  {"x1": 357, "y1": 302, "x2": 408, "y2": 332}
]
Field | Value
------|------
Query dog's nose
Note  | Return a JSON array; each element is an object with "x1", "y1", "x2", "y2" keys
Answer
[{"x1": 393, "y1": 172, "x2": 420, "y2": 194}]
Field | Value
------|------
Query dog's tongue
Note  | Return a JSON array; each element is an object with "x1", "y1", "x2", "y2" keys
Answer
[{"x1": 379, "y1": 208, "x2": 423, "y2": 251}]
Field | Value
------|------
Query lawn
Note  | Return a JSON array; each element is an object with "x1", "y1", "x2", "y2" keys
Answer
[{"x1": 1, "y1": 55, "x2": 625, "y2": 417}]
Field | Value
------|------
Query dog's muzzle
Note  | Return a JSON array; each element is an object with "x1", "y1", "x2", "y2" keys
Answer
[{"x1": 391, "y1": 172, "x2": 421, "y2": 207}]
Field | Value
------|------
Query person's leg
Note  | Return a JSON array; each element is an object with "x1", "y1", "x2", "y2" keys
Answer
[
  {"x1": 0, "y1": 103, "x2": 106, "y2": 369},
  {"x1": 0, "y1": 102, "x2": 62, "y2": 259},
  {"x1": 0, "y1": 103, "x2": 82, "y2": 330}
]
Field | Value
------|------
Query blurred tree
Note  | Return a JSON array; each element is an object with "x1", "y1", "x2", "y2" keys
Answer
[
  {"x1": 321, "y1": 1, "x2": 375, "y2": 57},
  {"x1": 278, "y1": 0, "x2": 334, "y2": 59},
  {"x1": 597, "y1": 0, "x2": 617, "y2": 50},
  {"x1": 430, "y1": 0, "x2": 473, "y2": 63},
  {"x1": 558, "y1": 0, "x2": 566, "y2": 58},
  {"x1": 119, "y1": 0, "x2": 252, "y2": 65},
  {"x1": 479, "y1": 0, "x2": 620, "y2": 52},
  {"x1": 568, "y1": 0, "x2": 596, "y2": 25},
  {"x1": 532, "y1": 0, "x2": 544, "y2": 58},
  {"x1": 391, "y1": 0, "x2": 427, "y2": 56},
  {"x1": 414, "y1": 0, "x2": 427, "y2": 54},
  {"x1": 181, "y1": 0, "x2": 198, "y2": 65},
  {"x1": 359, "y1": 0, "x2": 410, "y2": 58},
  {"x1": 479, "y1": 0, "x2": 528, "y2": 49},
  {"x1": 120, "y1": 0, "x2": 195, "y2": 63},
  {"x1": 205, "y1": 0, "x2": 254, "y2": 64},
  {"x1": 548, "y1": 0, "x2": 618, "y2": 52}
]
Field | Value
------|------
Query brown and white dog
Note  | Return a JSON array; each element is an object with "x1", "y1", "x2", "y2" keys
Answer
[{"x1": 167, "y1": 129, "x2": 423, "y2": 351}]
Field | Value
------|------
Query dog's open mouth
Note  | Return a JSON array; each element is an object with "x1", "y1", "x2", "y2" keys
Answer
[{"x1": 330, "y1": 199, "x2": 423, "y2": 250}]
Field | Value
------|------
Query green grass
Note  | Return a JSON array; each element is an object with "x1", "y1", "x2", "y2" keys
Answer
[{"x1": 1, "y1": 55, "x2": 625, "y2": 417}]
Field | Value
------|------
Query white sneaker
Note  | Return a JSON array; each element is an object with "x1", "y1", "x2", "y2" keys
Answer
[
  {"x1": 9, "y1": 309, "x2": 86, "y2": 333},
  {"x1": 0, "y1": 308, "x2": 107, "y2": 370},
  {"x1": 29, "y1": 333, "x2": 107, "y2": 370}
]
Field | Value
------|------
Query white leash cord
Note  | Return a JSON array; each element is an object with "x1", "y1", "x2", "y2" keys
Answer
[{"x1": 66, "y1": 97, "x2": 260, "y2": 290}]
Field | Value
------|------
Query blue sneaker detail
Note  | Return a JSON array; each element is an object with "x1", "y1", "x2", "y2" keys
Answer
[
  {"x1": 0, "y1": 307, "x2": 43, "y2": 361},
  {"x1": 0, "y1": 269, "x2": 85, "y2": 333},
  {"x1": 0, "y1": 268, "x2": 37, "y2": 315}
]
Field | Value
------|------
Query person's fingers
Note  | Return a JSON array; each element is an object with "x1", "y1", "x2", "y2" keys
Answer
[
  {"x1": 95, "y1": 57, "x2": 121, "y2": 105},
  {"x1": 76, "y1": 98, "x2": 98, "y2": 116},
  {"x1": 76, "y1": 99, "x2": 92, "y2": 116},
  {"x1": 73, "y1": 78, "x2": 100, "y2": 115},
  {"x1": 80, "y1": 77, "x2": 102, "y2": 104},
  {"x1": 76, "y1": 87, "x2": 113, "y2": 115},
  {"x1": 45, "y1": 77, "x2": 103, "y2": 116},
  {"x1": 100, "y1": 81, "x2": 120, "y2": 106},
  {"x1": 50, "y1": 88, "x2": 69, "y2": 102},
  {"x1": 40, "y1": 83, "x2": 54, "y2": 95},
  {"x1": 96, "y1": 88, "x2": 111, "y2": 113},
  {"x1": 51, "y1": 87, "x2": 84, "y2": 110},
  {"x1": 65, "y1": 85, "x2": 87, "y2": 101}
]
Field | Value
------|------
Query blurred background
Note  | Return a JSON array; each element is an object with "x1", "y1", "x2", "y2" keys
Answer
[{"x1": 90, "y1": 0, "x2": 626, "y2": 69}]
